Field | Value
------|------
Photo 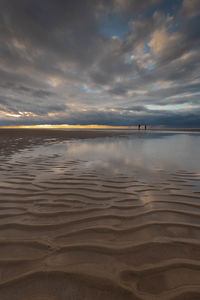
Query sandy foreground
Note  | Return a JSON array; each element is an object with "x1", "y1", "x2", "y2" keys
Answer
[{"x1": 0, "y1": 129, "x2": 200, "y2": 300}]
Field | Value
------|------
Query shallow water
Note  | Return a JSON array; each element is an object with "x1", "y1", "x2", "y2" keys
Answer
[
  {"x1": 0, "y1": 131, "x2": 200, "y2": 300},
  {"x1": 8, "y1": 131, "x2": 200, "y2": 171}
]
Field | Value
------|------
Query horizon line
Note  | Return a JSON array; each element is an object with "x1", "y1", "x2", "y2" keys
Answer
[{"x1": 0, "y1": 124, "x2": 200, "y2": 130}]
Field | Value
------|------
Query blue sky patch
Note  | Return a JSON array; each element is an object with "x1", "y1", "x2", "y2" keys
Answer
[{"x1": 99, "y1": 14, "x2": 130, "y2": 38}]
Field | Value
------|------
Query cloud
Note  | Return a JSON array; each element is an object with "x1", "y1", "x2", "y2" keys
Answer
[
  {"x1": 1, "y1": 105, "x2": 200, "y2": 129},
  {"x1": 0, "y1": 0, "x2": 199, "y2": 127},
  {"x1": 180, "y1": 0, "x2": 200, "y2": 18},
  {"x1": 149, "y1": 26, "x2": 181, "y2": 62}
]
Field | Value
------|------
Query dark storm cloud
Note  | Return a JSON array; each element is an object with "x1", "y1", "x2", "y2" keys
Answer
[
  {"x1": 1, "y1": 106, "x2": 200, "y2": 129},
  {"x1": 180, "y1": 0, "x2": 200, "y2": 18},
  {"x1": 0, "y1": 82, "x2": 56, "y2": 98},
  {"x1": 0, "y1": 0, "x2": 200, "y2": 127}
]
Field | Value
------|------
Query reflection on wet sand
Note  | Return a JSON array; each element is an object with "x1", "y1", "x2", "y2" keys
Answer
[{"x1": 0, "y1": 130, "x2": 199, "y2": 300}]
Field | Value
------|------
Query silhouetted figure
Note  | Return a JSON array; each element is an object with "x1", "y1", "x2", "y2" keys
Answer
[
  {"x1": 144, "y1": 124, "x2": 147, "y2": 130},
  {"x1": 138, "y1": 124, "x2": 141, "y2": 130}
]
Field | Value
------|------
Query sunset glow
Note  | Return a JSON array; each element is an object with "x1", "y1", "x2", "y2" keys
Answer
[{"x1": 1, "y1": 124, "x2": 136, "y2": 129}]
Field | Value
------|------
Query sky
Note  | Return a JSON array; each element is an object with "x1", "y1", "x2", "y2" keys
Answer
[{"x1": 0, "y1": 0, "x2": 200, "y2": 128}]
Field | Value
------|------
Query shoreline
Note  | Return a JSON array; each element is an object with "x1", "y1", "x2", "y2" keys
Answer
[
  {"x1": 0, "y1": 129, "x2": 199, "y2": 299},
  {"x1": 0, "y1": 127, "x2": 200, "y2": 137}
]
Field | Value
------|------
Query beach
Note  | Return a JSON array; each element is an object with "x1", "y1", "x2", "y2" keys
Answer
[{"x1": 0, "y1": 129, "x2": 200, "y2": 300}]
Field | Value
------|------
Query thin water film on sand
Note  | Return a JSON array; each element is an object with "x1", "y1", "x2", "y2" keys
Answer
[{"x1": 0, "y1": 130, "x2": 200, "y2": 300}]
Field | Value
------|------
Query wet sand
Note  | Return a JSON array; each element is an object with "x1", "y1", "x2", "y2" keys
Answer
[{"x1": 0, "y1": 129, "x2": 200, "y2": 300}]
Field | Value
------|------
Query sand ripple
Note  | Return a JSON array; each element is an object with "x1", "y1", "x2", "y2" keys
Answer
[{"x1": 0, "y1": 136, "x2": 200, "y2": 299}]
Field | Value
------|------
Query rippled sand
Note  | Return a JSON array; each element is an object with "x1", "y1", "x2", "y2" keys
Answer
[{"x1": 0, "y1": 129, "x2": 200, "y2": 300}]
